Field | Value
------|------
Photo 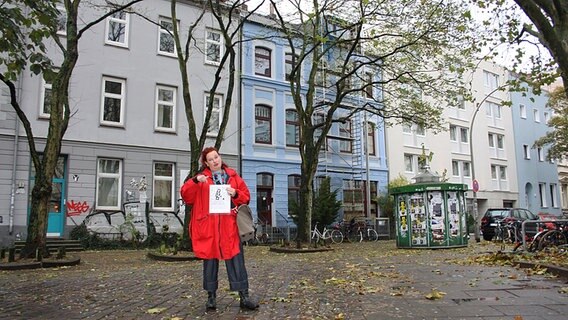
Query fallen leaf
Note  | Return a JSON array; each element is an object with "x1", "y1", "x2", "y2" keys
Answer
[{"x1": 146, "y1": 307, "x2": 166, "y2": 314}]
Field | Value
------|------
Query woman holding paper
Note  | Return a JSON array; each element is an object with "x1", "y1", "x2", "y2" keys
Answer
[{"x1": 180, "y1": 146, "x2": 259, "y2": 311}]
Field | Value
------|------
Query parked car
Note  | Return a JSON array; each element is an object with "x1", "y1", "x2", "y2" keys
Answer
[{"x1": 480, "y1": 208, "x2": 539, "y2": 241}]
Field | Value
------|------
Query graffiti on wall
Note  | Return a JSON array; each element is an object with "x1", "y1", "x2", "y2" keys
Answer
[{"x1": 66, "y1": 200, "x2": 91, "y2": 216}]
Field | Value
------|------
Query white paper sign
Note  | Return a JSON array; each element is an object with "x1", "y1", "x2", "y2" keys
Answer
[{"x1": 209, "y1": 184, "x2": 230, "y2": 214}]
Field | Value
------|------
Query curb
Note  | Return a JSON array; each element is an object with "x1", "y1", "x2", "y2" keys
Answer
[
  {"x1": 146, "y1": 251, "x2": 200, "y2": 262},
  {"x1": 269, "y1": 246, "x2": 334, "y2": 254},
  {"x1": 0, "y1": 257, "x2": 81, "y2": 271},
  {"x1": 518, "y1": 261, "x2": 568, "y2": 279}
]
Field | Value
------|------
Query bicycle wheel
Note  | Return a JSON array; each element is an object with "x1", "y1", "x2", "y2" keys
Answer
[
  {"x1": 538, "y1": 230, "x2": 567, "y2": 251},
  {"x1": 327, "y1": 230, "x2": 343, "y2": 244},
  {"x1": 367, "y1": 229, "x2": 379, "y2": 242},
  {"x1": 347, "y1": 229, "x2": 362, "y2": 243}
]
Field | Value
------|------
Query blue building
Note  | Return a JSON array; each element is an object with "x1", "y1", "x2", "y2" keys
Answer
[
  {"x1": 240, "y1": 15, "x2": 389, "y2": 228},
  {"x1": 510, "y1": 77, "x2": 561, "y2": 215}
]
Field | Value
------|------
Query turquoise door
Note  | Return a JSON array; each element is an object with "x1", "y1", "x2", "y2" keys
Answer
[
  {"x1": 30, "y1": 156, "x2": 67, "y2": 238},
  {"x1": 46, "y1": 180, "x2": 65, "y2": 237}
]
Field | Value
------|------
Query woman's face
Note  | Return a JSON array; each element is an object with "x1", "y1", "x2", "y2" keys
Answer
[{"x1": 205, "y1": 150, "x2": 222, "y2": 172}]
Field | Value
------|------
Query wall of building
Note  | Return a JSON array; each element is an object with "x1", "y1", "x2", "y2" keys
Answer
[{"x1": 510, "y1": 79, "x2": 562, "y2": 215}]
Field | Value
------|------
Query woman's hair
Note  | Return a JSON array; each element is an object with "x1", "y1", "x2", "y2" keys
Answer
[{"x1": 200, "y1": 146, "x2": 218, "y2": 166}]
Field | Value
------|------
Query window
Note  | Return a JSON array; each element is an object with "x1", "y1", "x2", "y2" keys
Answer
[
  {"x1": 313, "y1": 112, "x2": 325, "y2": 142},
  {"x1": 452, "y1": 160, "x2": 459, "y2": 176},
  {"x1": 100, "y1": 77, "x2": 125, "y2": 126},
  {"x1": 463, "y1": 162, "x2": 471, "y2": 177},
  {"x1": 255, "y1": 47, "x2": 271, "y2": 77},
  {"x1": 255, "y1": 104, "x2": 272, "y2": 144},
  {"x1": 39, "y1": 76, "x2": 53, "y2": 118},
  {"x1": 105, "y1": 10, "x2": 129, "y2": 46},
  {"x1": 364, "y1": 72, "x2": 373, "y2": 99},
  {"x1": 544, "y1": 111, "x2": 550, "y2": 123},
  {"x1": 496, "y1": 134, "x2": 504, "y2": 149},
  {"x1": 533, "y1": 109, "x2": 540, "y2": 122},
  {"x1": 486, "y1": 102, "x2": 501, "y2": 119},
  {"x1": 205, "y1": 94, "x2": 222, "y2": 137},
  {"x1": 523, "y1": 144, "x2": 530, "y2": 159},
  {"x1": 483, "y1": 70, "x2": 499, "y2": 91},
  {"x1": 519, "y1": 104, "x2": 526, "y2": 118},
  {"x1": 539, "y1": 183, "x2": 547, "y2": 207},
  {"x1": 550, "y1": 184, "x2": 558, "y2": 208},
  {"x1": 366, "y1": 122, "x2": 376, "y2": 156},
  {"x1": 158, "y1": 17, "x2": 176, "y2": 55},
  {"x1": 459, "y1": 127, "x2": 468, "y2": 143},
  {"x1": 415, "y1": 124, "x2": 425, "y2": 136},
  {"x1": 286, "y1": 109, "x2": 300, "y2": 147},
  {"x1": 155, "y1": 85, "x2": 176, "y2": 132},
  {"x1": 488, "y1": 133, "x2": 495, "y2": 147},
  {"x1": 153, "y1": 162, "x2": 174, "y2": 210},
  {"x1": 339, "y1": 120, "x2": 352, "y2": 153},
  {"x1": 449, "y1": 125, "x2": 457, "y2": 141},
  {"x1": 96, "y1": 158, "x2": 122, "y2": 210},
  {"x1": 205, "y1": 29, "x2": 222, "y2": 64},
  {"x1": 288, "y1": 175, "x2": 301, "y2": 207},
  {"x1": 56, "y1": 6, "x2": 66, "y2": 35},
  {"x1": 491, "y1": 164, "x2": 508, "y2": 190},
  {"x1": 537, "y1": 147, "x2": 544, "y2": 161},
  {"x1": 404, "y1": 154, "x2": 415, "y2": 173},
  {"x1": 403, "y1": 122, "x2": 412, "y2": 134},
  {"x1": 285, "y1": 52, "x2": 299, "y2": 81}
]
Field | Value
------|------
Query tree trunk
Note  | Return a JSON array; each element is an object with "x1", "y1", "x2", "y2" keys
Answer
[{"x1": 20, "y1": 177, "x2": 51, "y2": 259}]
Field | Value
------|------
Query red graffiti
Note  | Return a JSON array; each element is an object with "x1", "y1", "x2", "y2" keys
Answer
[{"x1": 66, "y1": 200, "x2": 90, "y2": 216}]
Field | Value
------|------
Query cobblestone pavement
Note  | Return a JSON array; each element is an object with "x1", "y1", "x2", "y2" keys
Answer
[{"x1": 1, "y1": 241, "x2": 567, "y2": 320}]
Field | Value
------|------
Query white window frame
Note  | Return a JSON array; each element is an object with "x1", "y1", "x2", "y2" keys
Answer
[
  {"x1": 402, "y1": 122, "x2": 412, "y2": 134},
  {"x1": 100, "y1": 76, "x2": 126, "y2": 127},
  {"x1": 544, "y1": 111, "x2": 550, "y2": 123},
  {"x1": 533, "y1": 109, "x2": 540, "y2": 123},
  {"x1": 459, "y1": 127, "x2": 468, "y2": 143},
  {"x1": 451, "y1": 160, "x2": 459, "y2": 176},
  {"x1": 550, "y1": 184, "x2": 558, "y2": 208},
  {"x1": 206, "y1": 94, "x2": 223, "y2": 137},
  {"x1": 158, "y1": 17, "x2": 176, "y2": 56},
  {"x1": 462, "y1": 161, "x2": 471, "y2": 177},
  {"x1": 537, "y1": 147, "x2": 544, "y2": 161},
  {"x1": 519, "y1": 104, "x2": 526, "y2": 119},
  {"x1": 56, "y1": 6, "x2": 66, "y2": 36},
  {"x1": 488, "y1": 133, "x2": 495, "y2": 148},
  {"x1": 523, "y1": 144, "x2": 530, "y2": 159},
  {"x1": 404, "y1": 154, "x2": 415, "y2": 173},
  {"x1": 155, "y1": 85, "x2": 177, "y2": 132},
  {"x1": 39, "y1": 77, "x2": 53, "y2": 119},
  {"x1": 96, "y1": 158, "x2": 122, "y2": 210},
  {"x1": 496, "y1": 134, "x2": 504, "y2": 150},
  {"x1": 449, "y1": 125, "x2": 457, "y2": 141},
  {"x1": 539, "y1": 183, "x2": 547, "y2": 207},
  {"x1": 483, "y1": 70, "x2": 499, "y2": 91},
  {"x1": 105, "y1": 10, "x2": 129, "y2": 47},
  {"x1": 153, "y1": 162, "x2": 175, "y2": 210},
  {"x1": 205, "y1": 29, "x2": 223, "y2": 65}
]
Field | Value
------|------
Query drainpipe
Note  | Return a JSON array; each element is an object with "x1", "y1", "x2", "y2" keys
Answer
[{"x1": 9, "y1": 75, "x2": 23, "y2": 235}]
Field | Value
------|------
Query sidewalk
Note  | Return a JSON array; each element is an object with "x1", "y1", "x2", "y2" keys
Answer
[{"x1": 1, "y1": 241, "x2": 567, "y2": 319}]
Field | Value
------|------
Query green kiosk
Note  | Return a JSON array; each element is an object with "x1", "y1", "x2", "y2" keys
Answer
[{"x1": 390, "y1": 166, "x2": 469, "y2": 248}]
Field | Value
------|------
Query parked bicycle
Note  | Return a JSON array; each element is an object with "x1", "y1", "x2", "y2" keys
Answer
[
  {"x1": 537, "y1": 221, "x2": 568, "y2": 251},
  {"x1": 347, "y1": 221, "x2": 379, "y2": 242},
  {"x1": 311, "y1": 222, "x2": 343, "y2": 244},
  {"x1": 246, "y1": 220, "x2": 270, "y2": 246}
]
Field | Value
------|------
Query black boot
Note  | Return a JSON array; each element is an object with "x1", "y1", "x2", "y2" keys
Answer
[
  {"x1": 239, "y1": 290, "x2": 259, "y2": 310},
  {"x1": 206, "y1": 291, "x2": 216, "y2": 310}
]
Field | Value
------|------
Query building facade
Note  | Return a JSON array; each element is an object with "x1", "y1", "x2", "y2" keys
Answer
[
  {"x1": 510, "y1": 79, "x2": 562, "y2": 215},
  {"x1": 0, "y1": 0, "x2": 241, "y2": 247},
  {"x1": 386, "y1": 60, "x2": 519, "y2": 220},
  {"x1": 240, "y1": 16, "x2": 389, "y2": 228}
]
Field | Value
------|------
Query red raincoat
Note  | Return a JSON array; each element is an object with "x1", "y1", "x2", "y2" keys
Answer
[{"x1": 180, "y1": 165, "x2": 250, "y2": 260}]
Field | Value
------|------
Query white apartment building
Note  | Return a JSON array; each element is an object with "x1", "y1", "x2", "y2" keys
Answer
[{"x1": 386, "y1": 60, "x2": 518, "y2": 219}]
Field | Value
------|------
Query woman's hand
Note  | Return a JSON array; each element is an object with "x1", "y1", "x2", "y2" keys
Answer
[
  {"x1": 226, "y1": 186, "x2": 237, "y2": 197},
  {"x1": 196, "y1": 174, "x2": 208, "y2": 183}
]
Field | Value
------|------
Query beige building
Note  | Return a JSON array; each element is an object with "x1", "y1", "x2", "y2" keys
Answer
[{"x1": 386, "y1": 60, "x2": 518, "y2": 220}]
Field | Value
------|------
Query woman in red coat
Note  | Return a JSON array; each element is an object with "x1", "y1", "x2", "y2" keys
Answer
[{"x1": 180, "y1": 147, "x2": 258, "y2": 311}]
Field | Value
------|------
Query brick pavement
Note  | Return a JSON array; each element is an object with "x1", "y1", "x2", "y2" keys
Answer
[{"x1": 1, "y1": 241, "x2": 567, "y2": 319}]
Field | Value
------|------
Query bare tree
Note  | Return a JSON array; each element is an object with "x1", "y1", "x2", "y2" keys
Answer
[
  {"x1": 267, "y1": 0, "x2": 479, "y2": 243},
  {"x1": 0, "y1": 0, "x2": 143, "y2": 259}
]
